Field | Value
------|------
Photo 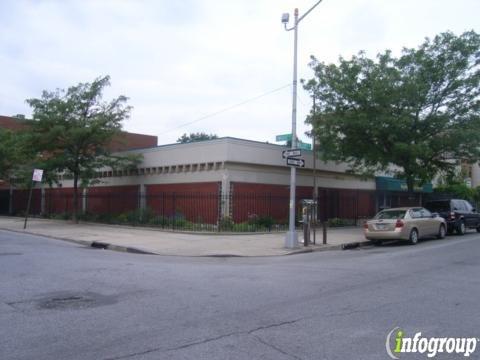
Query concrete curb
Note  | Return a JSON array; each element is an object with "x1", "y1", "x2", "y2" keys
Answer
[
  {"x1": 0, "y1": 226, "x2": 370, "y2": 258},
  {"x1": 0, "y1": 227, "x2": 159, "y2": 255}
]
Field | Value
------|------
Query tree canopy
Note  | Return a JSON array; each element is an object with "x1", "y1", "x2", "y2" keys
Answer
[
  {"x1": 304, "y1": 31, "x2": 480, "y2": 192},
  {"x1": 27, "y1": 75, "x2": 140, "y2": 221},
  {"x1": 177, "y1": 132, "x2": 218, "y2": 143},
  {"x1": 0, "y1": 129, "x2": 31, "y2": 183}
]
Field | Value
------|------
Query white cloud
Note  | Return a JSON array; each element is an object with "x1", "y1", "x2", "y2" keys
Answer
[{"x1": 0, "y1": 0, "x2": 479, "y2": 145}]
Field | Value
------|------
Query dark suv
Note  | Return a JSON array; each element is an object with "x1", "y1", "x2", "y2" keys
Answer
[{"x1": 424, "y1": 199, "x2": 480, "y2": 235}]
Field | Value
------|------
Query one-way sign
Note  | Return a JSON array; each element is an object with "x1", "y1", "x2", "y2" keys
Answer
[
  {"x1": 282, "y1": 148, "x2": 301, "y2": 159},
  {"x1": 286, "y1": 157, "x2": 305, "y2": 167}
]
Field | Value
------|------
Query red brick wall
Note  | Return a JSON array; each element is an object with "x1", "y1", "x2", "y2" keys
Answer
[
  {"x1": 44, "y1": 186, "x2": 140, "y2": 215},
  {"x1": 44, "y1": 188, "x2": 78, "y2": 214},
  {"x1": 316, "y1": 188, "x2": 376, "y2": 220},
  {"x1": 108, "y1": 132, "x2": 158, "y2": 151},
  {"x1": 146, "y1": 182, "x2": 220, "y2": 224},
  {"x1": 231, "y1": 182, "x2": 376, "y2": 222},
  {"x1": 12, "y1": 189, "x2": 41, "y2": 215},
  {"x1": 231, "y1": 182, "x2": 314, "y2": 223},
  {"x1": 0, "y1": 116, "x2": 29, "y2": 131},
  {"x1": 357, "y1": 190, "x2": 376, "y2": 218},
  {"x1": 0, "y1": 115, "x2": 157, "y2": 151},
  {"x1": 87, "y1": 186, "x2": 139, "y2": 214}
]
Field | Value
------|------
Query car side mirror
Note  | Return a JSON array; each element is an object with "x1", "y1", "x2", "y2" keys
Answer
[{"x1": 431, "y1": 213, "x2": 439, "y2": 218}]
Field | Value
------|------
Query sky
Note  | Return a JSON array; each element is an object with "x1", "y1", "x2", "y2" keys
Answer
[{"x1": 1, "y1": 0, "x2": 479, "y2": 146}]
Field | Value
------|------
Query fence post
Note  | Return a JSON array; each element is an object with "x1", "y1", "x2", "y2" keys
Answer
[
  {"x1": 40, "y1": 187, "x2": 45, "y2": 215},
  {"x1": 82, "y1": 188, "x2": 87, "y2": 214},
  {"x1": 221, "y1": 173, "x2": 230, "y2": 220},
  {"x1": 9, "y1": 184, "x2": 13, "y2": 215},
  {"x1": 138, "y1": 184, "x2": 146, "y2": 223},
  {"x1": 139, "y1": 184, "x2": 146, "y2": 211},
  {"x1": 173, "y1": 192, "x2": 176, "y2": 230},
  {"x1": 322, "y1": 221, "x2": 327, "y2": 244},
  {"x1": 162, "y1": 192, "x2": 165, "y2": 229}
]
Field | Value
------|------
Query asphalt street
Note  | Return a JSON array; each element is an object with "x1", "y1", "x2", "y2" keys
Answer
[{"x1": 0, "y1": 230, "x2": 479, "y2": 360}]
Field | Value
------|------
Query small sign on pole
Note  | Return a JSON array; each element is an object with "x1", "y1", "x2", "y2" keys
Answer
[
  {"x1": 282, "y1": 149, "x2": 302, "y2": 159},
  {"x1": 24, "y1": 168, "x2": 43, "y2": 229},
  {"x1": 286, "y1": 157, "x2": 305, "y2": 167},
  {"x1": 32, "y1": 169, "x2": 44, "y2": 182}
]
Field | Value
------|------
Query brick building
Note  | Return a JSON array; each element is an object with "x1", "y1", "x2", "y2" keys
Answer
[{"x1": 1, "y1": 115, "x2": 455, "y2": 225}]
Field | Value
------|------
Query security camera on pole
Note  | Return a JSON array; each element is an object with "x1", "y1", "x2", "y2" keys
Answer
[{"x1": 282, "y1": 0, "x2": 324, "y2": 249}]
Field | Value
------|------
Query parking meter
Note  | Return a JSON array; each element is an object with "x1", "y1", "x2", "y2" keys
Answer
[{"x1": 301, "y1": 199, "x2": 316, "y2": 246}]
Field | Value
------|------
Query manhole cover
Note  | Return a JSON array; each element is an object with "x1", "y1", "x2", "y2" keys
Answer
[
  {"x1": 36, "y1": 292, "x2": 117, "y2": 310},
  {"x1": 40, "y1": 296, "x2": 94, "y2": 309}
]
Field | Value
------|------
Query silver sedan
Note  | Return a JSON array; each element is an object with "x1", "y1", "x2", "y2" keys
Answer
[{"x1": 364, "y1": 207, "x2": 447, "y2": 245}]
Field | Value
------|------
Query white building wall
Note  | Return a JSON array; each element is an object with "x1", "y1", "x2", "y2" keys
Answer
[
  {"x1": 53, "y1": 137, "x2": 375, "y2": 191},
  {"x1": 471, "y1": 163, "x2": 480, "y2": 187}
]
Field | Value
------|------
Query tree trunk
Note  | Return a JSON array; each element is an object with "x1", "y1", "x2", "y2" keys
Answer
[
  {"x1": 406, "y1": 175, "x2": 416, "y2": 203},
  {"x1": 72, "y1": 172, "x2": 78, "y2": 224}
]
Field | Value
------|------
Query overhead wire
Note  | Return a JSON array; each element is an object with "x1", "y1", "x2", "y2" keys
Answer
[{"x1": 159, "y1": 83, "x2": 292, "y2": 135}]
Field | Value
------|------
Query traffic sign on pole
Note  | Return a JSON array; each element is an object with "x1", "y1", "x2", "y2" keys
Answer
[
  {"x1": 282, "y1": 148, "x2": 301, "y2": 158},
  {"x1": 286, "y1": 157, "x2": 305, "y2": 167},
  {"x1": 32, "y1": 169, "x2": 43, "y2": 182}
]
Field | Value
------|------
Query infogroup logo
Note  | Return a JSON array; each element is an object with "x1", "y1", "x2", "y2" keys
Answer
[{"x1": 385, "y1": 327, "x2": 479, "y2": 359}]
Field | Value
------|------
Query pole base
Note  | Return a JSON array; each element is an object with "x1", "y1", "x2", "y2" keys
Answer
[{"x1": 284, "y1": 230, "x2": 299, "y2": 249}]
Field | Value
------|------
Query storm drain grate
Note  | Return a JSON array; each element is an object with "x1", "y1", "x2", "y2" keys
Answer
[{"x1": 91, "y1": 241, "x2": 109, "y2": 249}]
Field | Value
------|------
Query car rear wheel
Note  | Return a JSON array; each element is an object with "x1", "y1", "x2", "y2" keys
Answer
[
  {"x1": 409, "y1": 229, "x2": 419, "y2": 245},
  {"x1": 456, "y1": 221, "x2": 466, "y2": 235},
  {"x1": 476, "y1": 226, "x2": 480, "y2": 233},
  {"x1": 437, "y1": 224, "x2": 446, "y2": 239}
]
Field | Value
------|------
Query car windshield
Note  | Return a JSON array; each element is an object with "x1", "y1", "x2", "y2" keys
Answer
[
  {"x1": 425, "y1": 201, "x2": 450, "y2": 212},
  {"x1": 374, "y1": 210, "x2": 406, "y2": 220}
]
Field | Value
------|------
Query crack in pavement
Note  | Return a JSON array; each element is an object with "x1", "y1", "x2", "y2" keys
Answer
[
  {"x1": 102, "y1": 318, "x2": 304, "y2": 360},
  {"x1": 252, "y1": 334, "x2": 304, "y2": 360},
  {"x1": 247, "y1": 318, "x2": 303, "y2": 335}
]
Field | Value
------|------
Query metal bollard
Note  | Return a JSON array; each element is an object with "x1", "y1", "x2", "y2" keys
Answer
[
  {"x1": 322, "y1": 221, "x2": 327, "y2": 244},
  {"x1": 303, "y1": 220, "x2": 310, "y2": 246}
]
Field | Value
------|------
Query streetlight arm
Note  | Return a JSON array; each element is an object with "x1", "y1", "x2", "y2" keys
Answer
[
  {"x1": 298, "y1": 0, "x2": 324, "y2": 24},
  {"x1": 283, "y1": 0, "x2": 325, "y2": 31}
]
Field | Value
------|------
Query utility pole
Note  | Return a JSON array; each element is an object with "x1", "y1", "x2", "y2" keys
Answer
[
  {"x1": 282, "y1": 0, "x2": 324, "y2": 249},
  {"x1": 312, "y1": 94, "x2": 318, "y2": 244}
]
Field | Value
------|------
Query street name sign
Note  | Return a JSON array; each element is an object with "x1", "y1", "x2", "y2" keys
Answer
[
  {"x1": 275, "y1": 133, "x2": 292, "y2": 142},
  {"x1": 297, "y1": 141, "x2": 312, "y2": 150},
  {"x1": 282, "y1": 149, "x2": 301, "y2": 158},
  {"x1": 286, "y1": 157, "x2": 305, "y2": 167}
]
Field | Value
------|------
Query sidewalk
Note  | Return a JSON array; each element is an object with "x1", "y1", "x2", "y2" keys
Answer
[{"x1": 0, "y1": 216, "x2": 369, "y2": 257}]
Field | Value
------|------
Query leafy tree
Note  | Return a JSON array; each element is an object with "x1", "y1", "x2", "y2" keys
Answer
[
  {"x1": 304, "y1": 31, "x2": 480, "y2": 193},
  {"x1": 177, "y1": 132, "x2": 218, "y2": 143},
  {"x1": 27, "y1": 75, "x2": 140, "y2": 222},
  {"x1": 0, "y1": 129, "x2": 31, "y2": 183},
  {"x1": 434, "y1": 170, "x2": 479, "y2": 202}
]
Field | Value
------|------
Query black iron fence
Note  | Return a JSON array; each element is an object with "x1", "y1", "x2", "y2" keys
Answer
[{"x1": 5, "y1": 190, "x2": 377, "y2": 232}]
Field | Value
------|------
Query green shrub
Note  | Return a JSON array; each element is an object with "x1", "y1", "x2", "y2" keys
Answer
[
  {"x1": 218, "y1": 216, "x2": 234, "y2": 231},
  {"x1": 328, "y1": 218, "x2": 347, "y2": 227}
]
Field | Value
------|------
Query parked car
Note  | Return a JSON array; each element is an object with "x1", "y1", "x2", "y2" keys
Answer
[
  {"x1": 364, "y1": 207, "x2": 447, "y2": 245},
  {"x1": 424, "y1": 199, "x2": 480, "y2": 235}
]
